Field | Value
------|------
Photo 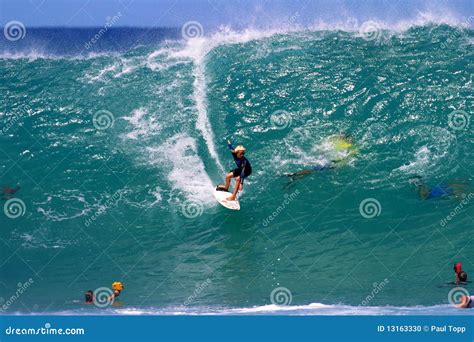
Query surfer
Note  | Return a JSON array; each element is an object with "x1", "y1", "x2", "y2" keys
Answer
[
  {"x1": 217, "y1": 140, "x2": 252, "y2": 201},
  {"x1": 409, "y1": 176, "x2": 468, "y2": 200}
]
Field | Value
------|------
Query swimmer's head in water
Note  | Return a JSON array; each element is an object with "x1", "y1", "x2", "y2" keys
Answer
[
  {"x1": 85, "y1": 290, "x2": 94, "y2": 303},
  {"x1": 459, "y1": 271, "x2": 468, "y2": 282},
  {"x1": 112, "y1": 281, "x2": 124, "y2": 292}
]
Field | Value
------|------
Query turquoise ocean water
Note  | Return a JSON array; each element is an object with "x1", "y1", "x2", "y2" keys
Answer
[{"x1": 0, "y1": 21, "x2": 473, "y2": 315}]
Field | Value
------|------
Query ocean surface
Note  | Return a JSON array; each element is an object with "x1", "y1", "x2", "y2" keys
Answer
[{"x1": 0, "y1": 21, "x2": 473, "y2": 315}]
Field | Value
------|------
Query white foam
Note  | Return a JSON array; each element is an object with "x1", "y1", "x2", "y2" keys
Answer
[
  {"x1": 28, "y1": 303, "x2": 474, "y2": 316},
  {"x1": 12, "y1": 228, "x2": 72, "y2": 249},
  {"x1": 83, "y1": 63, "x2": 118, "y2": 83},
  {"x1": 149, "y1": 186, "x2": 163, "y2": 206},
  {"x1": 397, "y1": 145, "x2": 431, "y2": 173},
  {"x1": 121, "y1": 108, "x2": 160, "y2": 140},
  {"x1": 0, "y1": 50, "x2": 118, "y2": 61},
  {"x1": 192, "y1": 62, "x2": 224, "y2": 174},
  {"x1": 148, "y1": 134, "x2": 215, "y2": 204},
  {"x1": 113, "y1": 57, "x2": 140, "y2": 78},
  {"x1": 393, "y1": 126, "x2": 456, "y2": 177},
  {"x1": 308, "y1": 11, "x2": 469, "y2": 32},
  {"x1": 146, "y1": 48, "x2": 189, "y2": 71}
]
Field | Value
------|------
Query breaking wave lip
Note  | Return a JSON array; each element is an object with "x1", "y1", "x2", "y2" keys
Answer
[
  {"x1": 1, "y1": 10, "x2": 472, "y2": 60},
  {"x1": 0, "y1": 49, "x2": 122, "y2": 61},
  {"x1": 306, "y1": 11, "x2": 472, "y2": 32},
  {"x1": 7, "y1": 303, "x2": 474, "y2": 316}
]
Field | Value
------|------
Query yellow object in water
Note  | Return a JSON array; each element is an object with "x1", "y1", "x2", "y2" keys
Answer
[
  {"x1": 112, "y1": 281, "x2": 124, "y2": 291},
  {"x1": 334, "y1": 139, "x2": 352, "y2": 150},
  {"x1": 331, "y1": 136, "x2": 353, "y2": 151}
]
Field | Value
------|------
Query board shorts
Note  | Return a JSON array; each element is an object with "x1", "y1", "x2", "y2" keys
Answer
[
  {"x1": 230, "y1": 165, "x2": 252, "y2": 179},
  {"x1": 427, "y1": 185, "x2": 454, "y2": 199}
]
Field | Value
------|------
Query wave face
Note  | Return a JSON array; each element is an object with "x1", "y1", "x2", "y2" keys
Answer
[{"x1": 0, "y1": 25, "x2": 473, "y2": 314}]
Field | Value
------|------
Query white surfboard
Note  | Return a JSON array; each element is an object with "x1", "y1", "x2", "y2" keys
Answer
[{"x1": 214, "y1": 188, "x2": 240, "y2": 210}]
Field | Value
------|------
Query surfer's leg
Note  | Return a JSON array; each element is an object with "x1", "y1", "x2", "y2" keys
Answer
[
  {"x1": 227, "y1": 176, "x2": 241, "y2": 201},
  {"x1": 224, "y1": 172, "x2": 233, "y2": 191}
]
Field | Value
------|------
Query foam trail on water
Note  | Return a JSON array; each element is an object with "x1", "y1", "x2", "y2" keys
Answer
[
  {"x1": 193, "y1": 58, "x2": 225, "y2": 174},
  {"x1": 34, "y1": 303, "x2": 474, "y2": 316},
  {"x1": 173, "y1": 37, "x2": 226, "y2": 175},
  {"x1": 148, "y1": 134, "x2": 215, "y2": 204}
]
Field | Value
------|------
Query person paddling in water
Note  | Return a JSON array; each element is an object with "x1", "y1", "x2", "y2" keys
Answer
[
  {"x1": 409, "y1": 176, "x2": 468, "y2": 200},
  {"x1": 217, "y1": 140, "x2": 252, "y2": 201}
]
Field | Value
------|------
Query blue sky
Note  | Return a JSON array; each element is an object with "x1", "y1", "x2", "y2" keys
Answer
[{"x1": 1, "y1": 0, "x2": 472, "y2": 28}]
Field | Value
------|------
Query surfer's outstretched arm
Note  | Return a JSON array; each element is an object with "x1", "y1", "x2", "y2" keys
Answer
[{"x1": 227, "y1": 139, "x2": 235, "y2": 152}]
